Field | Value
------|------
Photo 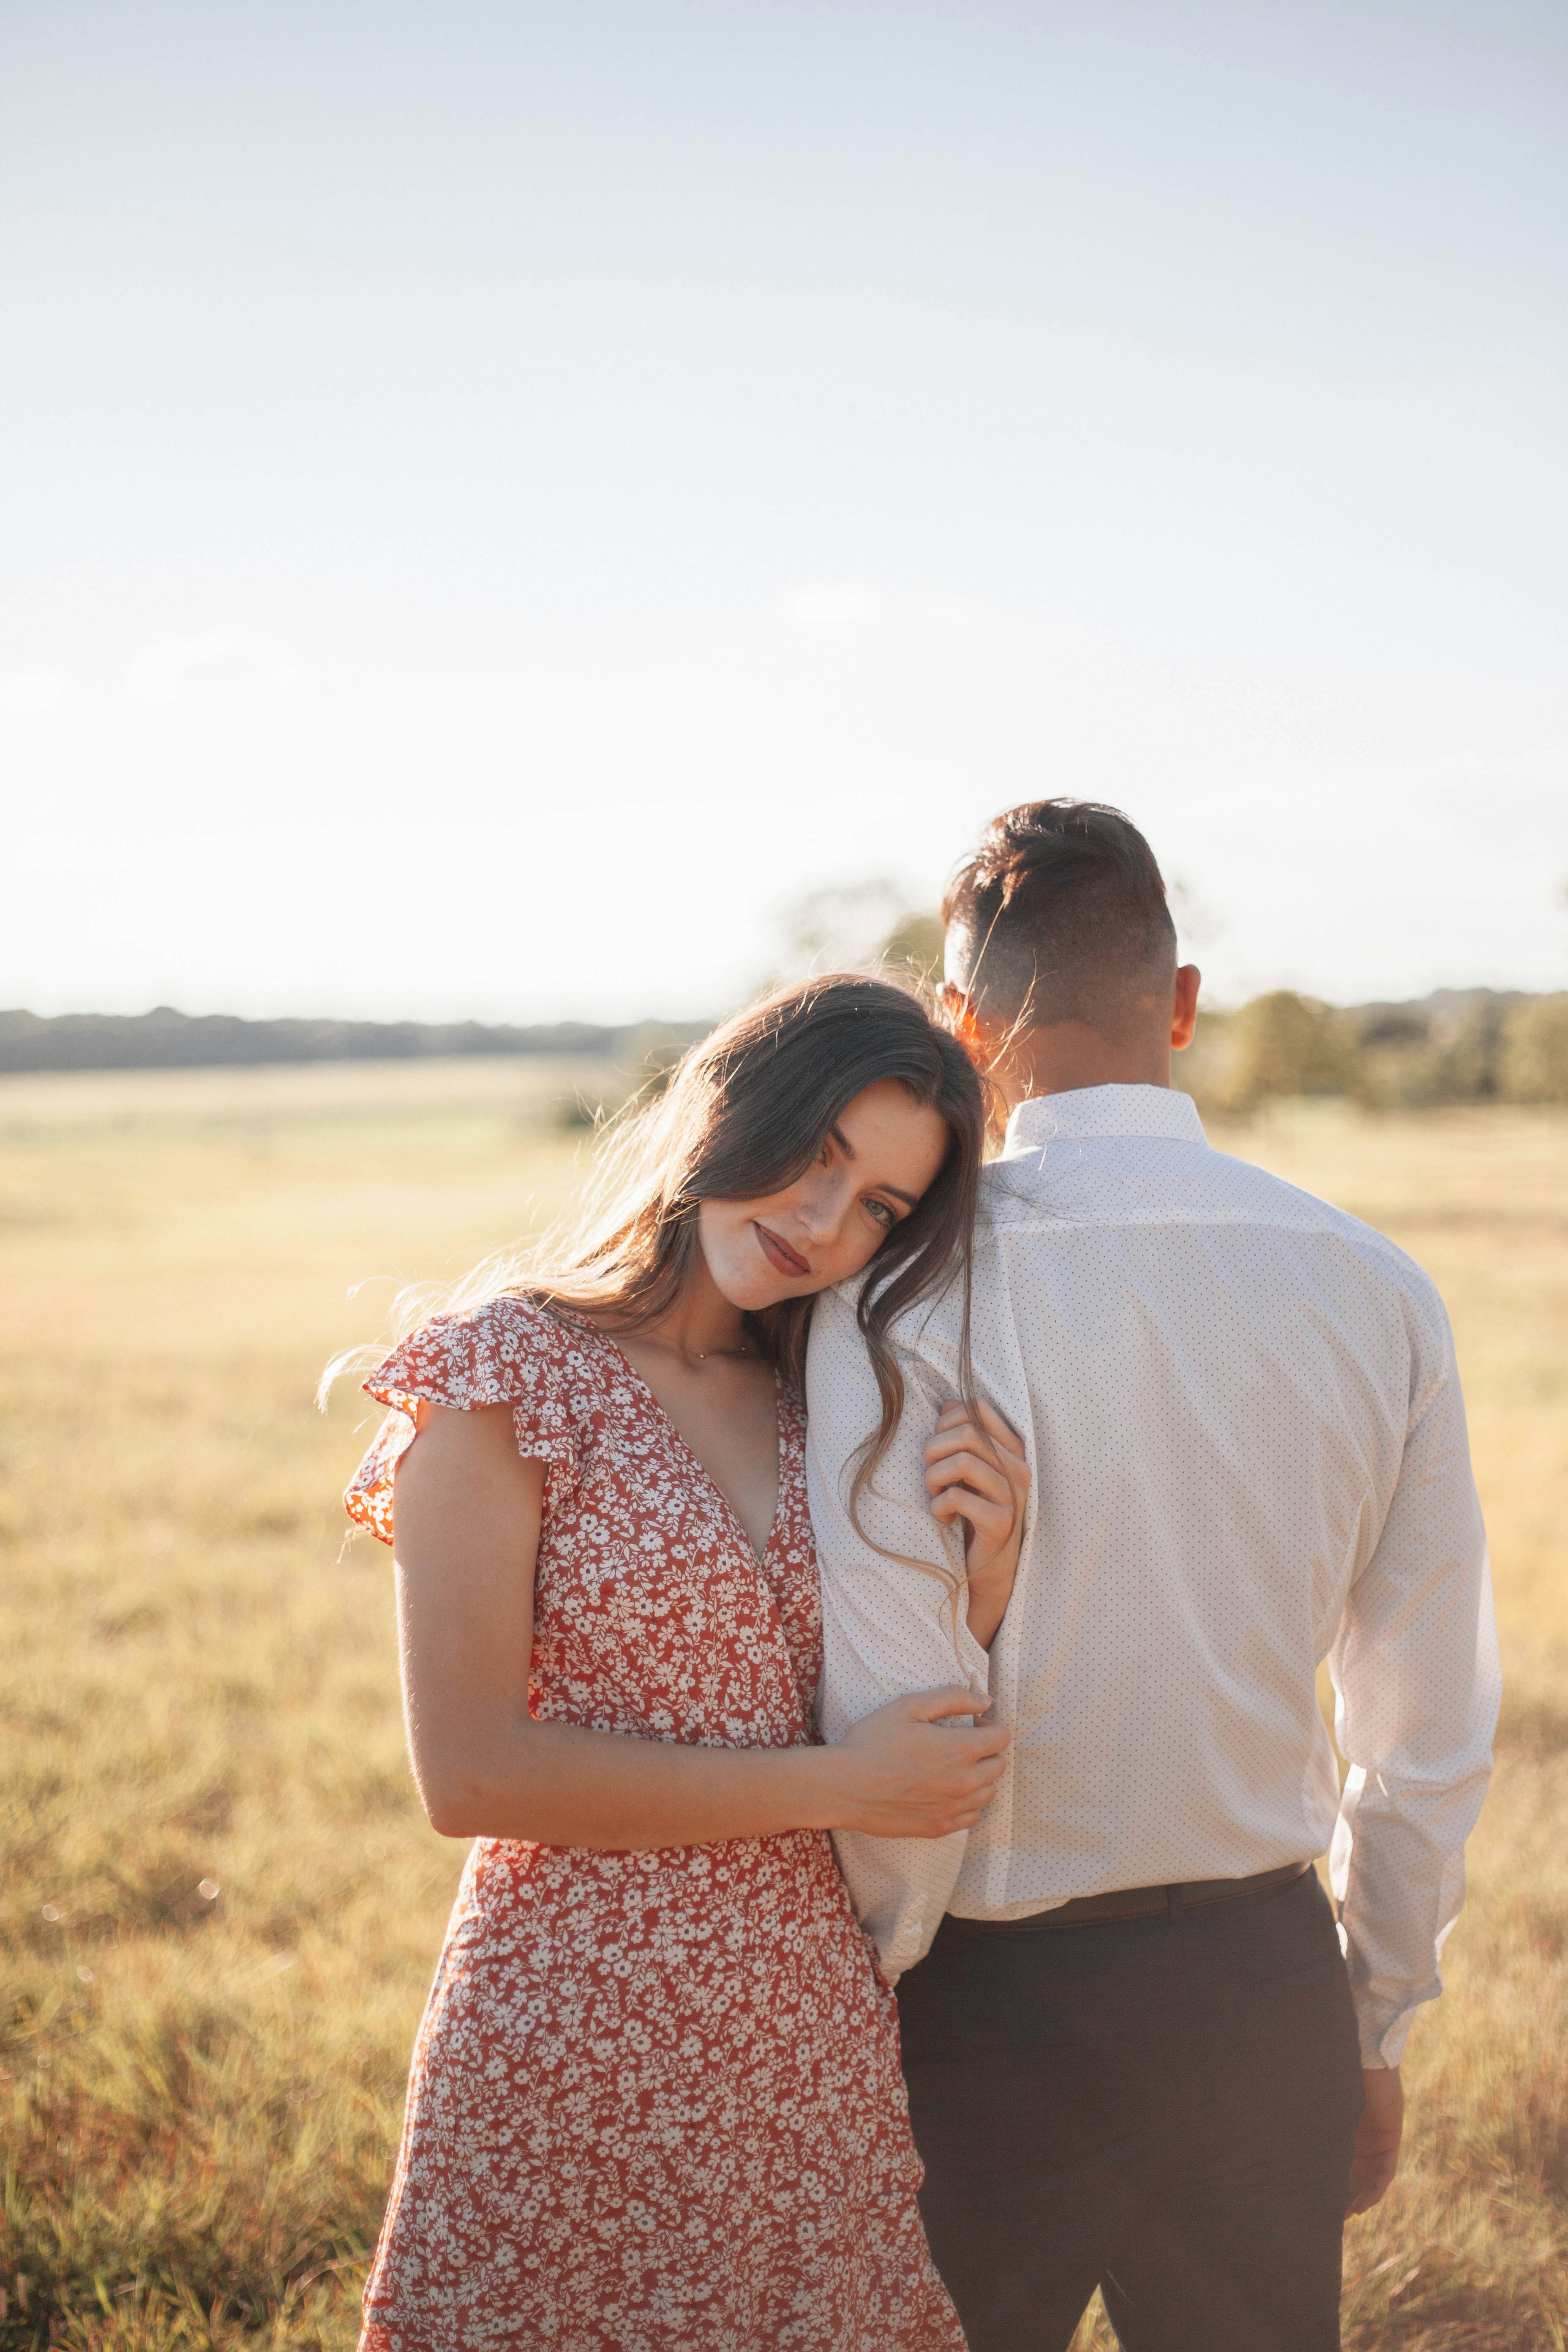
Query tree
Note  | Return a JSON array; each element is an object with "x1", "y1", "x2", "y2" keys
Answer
[
  {"x1": 1500, "y1": 996, "x2": 1568, "y2": 1104},
  {"x1": 879, "y1": 910, "x2": 945, "y2": 988},
  {"x1": 1222, "y1": 991, "x2": 1353, "y2": 1111}
]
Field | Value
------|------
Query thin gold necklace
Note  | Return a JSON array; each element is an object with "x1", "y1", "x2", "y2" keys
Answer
[{"x1": 582, "y1": 1314, "x2": 755, "y2": 1367}]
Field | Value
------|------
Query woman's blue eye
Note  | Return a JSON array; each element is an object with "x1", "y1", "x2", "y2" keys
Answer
[{"x1": 866, "y1": 1199, "x2": 895, "y2": 1229}]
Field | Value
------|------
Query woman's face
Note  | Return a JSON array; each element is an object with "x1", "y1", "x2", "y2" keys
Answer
[{"x1": 697, "y1": 1078, "x2": 951, "y2": 1312}]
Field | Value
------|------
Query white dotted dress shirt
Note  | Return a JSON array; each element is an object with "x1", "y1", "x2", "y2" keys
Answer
[{"x1": 807, "y1": 1084, "x2": 1500, "y2": 2068}]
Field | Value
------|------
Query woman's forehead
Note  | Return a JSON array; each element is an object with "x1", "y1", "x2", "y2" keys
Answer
[{"x1": 833, "y1": 1081, "x2": 948, "y2": 1172}]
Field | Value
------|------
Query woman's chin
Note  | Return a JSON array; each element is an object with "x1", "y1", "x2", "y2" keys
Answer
[
  {"x1": 722, "y1": 1278, "x2": 787, "y2": 1313},
  {"x1": 720, "y1": 1271, "x2": 817, "y2": 1314}
]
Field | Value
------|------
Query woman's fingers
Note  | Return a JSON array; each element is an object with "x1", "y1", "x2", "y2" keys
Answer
[
  {"x1": 925, "y1": 1405, "x2": 1031, "y2": 1619},
  {"x1": 925, "y1": 1427, "x2": 1012, "y2": 1475},
  {"x1": 906, "y1": 1685, "x2": 1004, "y2": 1730},
  {"x1": 932, "y1": 1491, "x2": 1011, "y2": 1541},
  {"x1": 937, "y1": 1438, "x2": 1027, "y2": 1496},
  {"x1": 933, "y1": 1397, "x2": 1028, "y2": 1463},
  {"x1": 927, "y1": 1449, "x2": 1015, "y2": 1552},
  {"x1": 926, "y1": 1417, "x2": 1031, "y2": 1501},
  {"x1": 932, "y1": 1784, "x2": 1002, "y2": 1834},
  {"x1": 926, "y1": 1421, "x2": 1010, "y2": 1468},
  {"x1": 926, "y1": 1447, "x2": 1012, "y2": 1502}
]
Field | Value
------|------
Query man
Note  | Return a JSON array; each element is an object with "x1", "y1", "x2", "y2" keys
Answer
[{"x1": 807, "y1": 800, "x2": 1499, "y2": 2352}]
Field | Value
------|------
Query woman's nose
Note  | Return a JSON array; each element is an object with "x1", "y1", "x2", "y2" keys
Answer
[{"x1": 795, "y1": 1172, "x2": 849, "y2": 1243}]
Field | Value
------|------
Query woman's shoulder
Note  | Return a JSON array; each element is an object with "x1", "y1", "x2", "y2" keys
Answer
[
  {"x1": 347, "y1": 1296, "x2": 589, "y2": 1547},
  {"x1": 366, "y1": 1293, "x2": 587, "y2": 1414}
]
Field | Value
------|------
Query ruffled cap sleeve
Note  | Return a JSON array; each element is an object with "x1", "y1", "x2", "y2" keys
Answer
[{"x1": 344, "y1": 1295, "x2": 576, "y2": 1547}]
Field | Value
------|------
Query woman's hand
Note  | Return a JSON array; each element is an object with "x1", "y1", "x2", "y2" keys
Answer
[
  {"x1": 925, "y1": 1398, "x2": 1031, "y2": 1651},
  {"x1": 824, "y1": 1688, "x2": 1010, "y2": 1839}
]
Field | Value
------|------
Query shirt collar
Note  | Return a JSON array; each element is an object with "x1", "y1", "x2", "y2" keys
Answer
[{"x1": 1001, "y1": 1084, "x2": 1209, "y2": 1155}]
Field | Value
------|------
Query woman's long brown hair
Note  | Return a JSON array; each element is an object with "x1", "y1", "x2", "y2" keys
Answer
[{"x1": 324, "y1": 974, "x2": 988, "y2": 1565}]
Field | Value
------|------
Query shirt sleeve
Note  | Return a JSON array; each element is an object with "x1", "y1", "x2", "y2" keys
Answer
[
  {"x1": 805, "y1": 1280, "x2": 992, "y2": 1984},
  {"x1": 1327, "y1": 1288, "x2": 1500, "y2": 2068}
]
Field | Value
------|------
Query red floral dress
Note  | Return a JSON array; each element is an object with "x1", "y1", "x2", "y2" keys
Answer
[{"x1": 345, "y1": 1296, "x2": 962, "y2": 2352}]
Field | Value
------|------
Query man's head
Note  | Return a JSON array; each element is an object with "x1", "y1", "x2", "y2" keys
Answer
[{"x1": 940, "y1": 799, "x2": 1200, "y2": 1104}]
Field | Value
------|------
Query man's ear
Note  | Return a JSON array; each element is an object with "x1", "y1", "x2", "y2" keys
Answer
[{"x1": 1171, "y1": 965, "x2": 1201, "y2": 1052}]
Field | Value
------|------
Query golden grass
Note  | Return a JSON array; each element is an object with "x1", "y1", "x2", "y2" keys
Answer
[{"x1": 1, "y1": 1069, "x2": 1563, "y2": 2350}]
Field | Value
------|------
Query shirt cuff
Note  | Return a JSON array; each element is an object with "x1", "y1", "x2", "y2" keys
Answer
[{"x1": 1352, "y1": 1991, "x2": 1419, "y2": 2070}]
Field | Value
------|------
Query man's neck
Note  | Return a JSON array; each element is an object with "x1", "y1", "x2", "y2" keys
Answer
[{"x1": 985, "y1": 1021, "x2": 1172, "y2": 1121}]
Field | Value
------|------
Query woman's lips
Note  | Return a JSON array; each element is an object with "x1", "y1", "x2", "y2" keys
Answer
[{"x1": 754, "y1": 1222, "x2": 811, "y2": 1279}]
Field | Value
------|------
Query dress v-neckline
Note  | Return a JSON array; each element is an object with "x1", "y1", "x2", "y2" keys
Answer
[{"x1": 574, "y1": 1322, "x2": 788, "y2": 1568}]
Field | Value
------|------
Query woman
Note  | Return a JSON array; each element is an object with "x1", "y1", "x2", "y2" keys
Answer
[{"x1": 338, "y1": 975, "x2": 1029, "y2": 2352}]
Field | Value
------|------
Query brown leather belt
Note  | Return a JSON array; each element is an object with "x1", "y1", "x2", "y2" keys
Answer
[{"x1": 953, "y1": 1859, "x2": 1312, "y2": 1934}]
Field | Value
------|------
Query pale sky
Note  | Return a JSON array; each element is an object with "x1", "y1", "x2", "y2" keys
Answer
[{"x1": 3, "y1": 0, "x2": 1565, "y2": 1022}]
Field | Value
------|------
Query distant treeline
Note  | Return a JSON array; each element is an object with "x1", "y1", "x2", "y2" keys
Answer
[
  {"x1": 0, "y1": 1005, "x2": 710, "y2": 1077},
  {"x1": 1181, "y1": 988, "x2": 1568, "y2": 1113},
  {"x1": 4, "y1": 989, "x2": 1566, "y2": 1107}
]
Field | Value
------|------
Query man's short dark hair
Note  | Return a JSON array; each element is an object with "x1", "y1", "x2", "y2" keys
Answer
[{"x1": 942, "y1": 799, "x2": 1177, "y2": 1038}]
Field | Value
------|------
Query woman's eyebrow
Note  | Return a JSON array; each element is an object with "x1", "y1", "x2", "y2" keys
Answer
[{"x1": 828, "y1": 1122, "x2": 919, "y2": 1210}]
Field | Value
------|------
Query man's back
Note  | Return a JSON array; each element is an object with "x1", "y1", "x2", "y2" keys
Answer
[
  {"x1": 842, "y1": 799, "x2": 1502, "y2": 2349},
  {"x1": 808, "y1": 1083, "x2": 1498, "y2": 2066}
]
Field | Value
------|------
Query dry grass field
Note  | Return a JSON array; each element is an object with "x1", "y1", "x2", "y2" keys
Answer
[{"x1": 1, "y1": 1061, "x2": 1563, "y2": 2350}]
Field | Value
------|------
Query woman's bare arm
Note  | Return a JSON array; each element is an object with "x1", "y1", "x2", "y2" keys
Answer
[{"x1": 394, "y1": 1400, "x2": 1009, "y2": 1849}]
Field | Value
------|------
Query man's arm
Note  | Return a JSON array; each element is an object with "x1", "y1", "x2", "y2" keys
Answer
[
  {"x1": 1328, "y1": 1290, "x2": 1500, "y2": 2200},
  {"x1": 806, "y1": 1282, "x2": 997, "y2": 1979}
]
